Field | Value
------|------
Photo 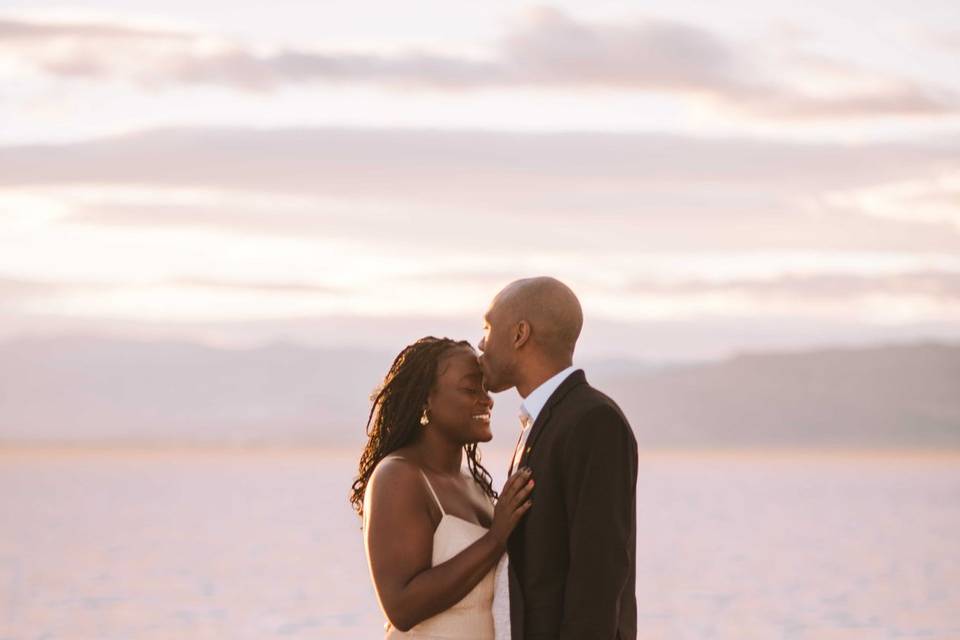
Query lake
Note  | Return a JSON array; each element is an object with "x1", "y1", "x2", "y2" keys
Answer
[{"x1": 1, "y1": 448, "x2": 958, "y2": 639}]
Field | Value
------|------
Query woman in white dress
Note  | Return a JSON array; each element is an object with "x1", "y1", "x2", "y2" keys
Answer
[{"x1": 350, "y1": 337, "x2": 533, "y2": 638}]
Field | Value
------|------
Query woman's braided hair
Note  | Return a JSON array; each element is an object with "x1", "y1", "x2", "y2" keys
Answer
[{"x1": 350, "y1": 336, "x2": 497, "y2": 519}]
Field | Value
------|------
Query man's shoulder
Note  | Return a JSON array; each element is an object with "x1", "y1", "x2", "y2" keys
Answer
[
  {"x1": 557, "y1": 380, "x2": 630, "y2": 428},
  {"x1": 552, "y1": 382, "x2": 637, "y2": 459},
  {"x1": 562, "y1": 377, "x2": 622, "y2": 409}
]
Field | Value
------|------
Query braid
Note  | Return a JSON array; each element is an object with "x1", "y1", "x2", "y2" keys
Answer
[
  {"x1": 350, "y1": 336, "x2": 498, "y2": 519},
  {"x1": 465, "y1": 441, "x2": 496, "y2": 502}
]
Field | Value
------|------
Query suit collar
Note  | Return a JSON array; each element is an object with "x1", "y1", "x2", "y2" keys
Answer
[
  {"x1": 519, "y1": 369, "x2": 586, "y2": 467},
  {"x1": 520, "y1": 365, "x2": 577, "y2": 424}
]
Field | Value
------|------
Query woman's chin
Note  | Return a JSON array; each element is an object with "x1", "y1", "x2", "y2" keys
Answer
[{"x1": 469, "y1": 425, "x2": 494, "y2": 443}]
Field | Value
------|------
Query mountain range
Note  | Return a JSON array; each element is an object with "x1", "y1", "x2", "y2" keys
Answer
[{"x1": 1, "y1": 336, "x2": 957, "y2": 449}]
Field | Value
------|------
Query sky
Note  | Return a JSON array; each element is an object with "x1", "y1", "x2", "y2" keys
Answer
[{"x1": 1, "y1": 0, "x2": 959, "y2": 360}]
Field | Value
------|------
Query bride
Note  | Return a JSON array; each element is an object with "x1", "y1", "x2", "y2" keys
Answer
[{"x1": 350, "y1": 336, "x2": 533, "y2": 638}]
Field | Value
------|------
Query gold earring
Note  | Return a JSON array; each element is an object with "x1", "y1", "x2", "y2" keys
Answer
[{"x1": 419, "y1": 408, "x2": 430, "y2": 426}]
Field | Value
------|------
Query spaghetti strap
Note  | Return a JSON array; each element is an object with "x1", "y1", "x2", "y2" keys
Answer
[
  {"x1": 382, "y1": 455, "x2": 445, "y2": 515},
  {"x1": 418, "y1": 470, "x2": 446, "y2": 516}
]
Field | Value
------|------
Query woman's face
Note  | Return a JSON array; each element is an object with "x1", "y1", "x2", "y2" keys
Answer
[{"x1": 426, "y1": 346, "x2": 494, "y2": 444}]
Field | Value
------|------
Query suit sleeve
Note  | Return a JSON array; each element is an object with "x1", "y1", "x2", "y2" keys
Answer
[{"x1": 558, "y1": 404, "x2": 637, "y2": 640}]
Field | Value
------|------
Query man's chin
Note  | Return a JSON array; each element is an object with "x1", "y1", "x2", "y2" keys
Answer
[{"x1": 481, "y1": 373, "x2": 512, "y2": 394}]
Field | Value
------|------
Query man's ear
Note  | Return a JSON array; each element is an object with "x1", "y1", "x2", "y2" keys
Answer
[{"x1": 513, "y1": 320, "x2": 531, "y2": 349}]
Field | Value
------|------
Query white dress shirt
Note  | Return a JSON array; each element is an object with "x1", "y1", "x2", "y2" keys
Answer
[{"x1": 508, "y1": 365, "x2": 578, "y2": 474}]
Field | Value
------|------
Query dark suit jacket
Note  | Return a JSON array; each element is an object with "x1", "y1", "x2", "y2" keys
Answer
[{"x1": 507, "y1": 369, "x2": 638, "y2": 640}]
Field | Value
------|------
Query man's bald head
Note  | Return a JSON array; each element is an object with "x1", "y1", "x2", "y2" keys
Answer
[{"x1": 493, "y1": 277, "x2": 583, "y2": 360}]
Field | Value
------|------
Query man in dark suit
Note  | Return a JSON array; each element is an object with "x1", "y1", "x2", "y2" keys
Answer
[{"x1": 478, "y1": 276, "x2": 638, "y2": 640}]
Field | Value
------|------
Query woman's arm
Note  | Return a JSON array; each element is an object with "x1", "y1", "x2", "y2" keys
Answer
[{"x1": 363, "y1": 459, "x2": 532, "y2": 632}]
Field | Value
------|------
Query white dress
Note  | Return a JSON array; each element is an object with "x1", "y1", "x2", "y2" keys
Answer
[{"x1": 382, "y1": 457, "x2": 511, "y2": 640}]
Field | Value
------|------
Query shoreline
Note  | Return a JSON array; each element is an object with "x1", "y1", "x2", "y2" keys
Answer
[{"x1": 2, "y1": 443, "x2": 959, "y2": 461}]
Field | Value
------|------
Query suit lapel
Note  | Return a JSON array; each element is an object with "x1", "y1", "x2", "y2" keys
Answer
[{"x1": 518, "y1": 369, "x2": 586, "y2": 468}]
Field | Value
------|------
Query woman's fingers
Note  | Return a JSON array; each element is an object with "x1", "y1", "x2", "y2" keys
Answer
[
  {"x1": 507, "y1": 467, "x2": 531, "y2": 491},
  {"x1": 495, "y1": 467, "x2": 534, "y2": 533},
  {"x1": 510, "y1": 499, "x2": 534, "y2": 526},
  {"x1": 509, "y1": 477, "x2": 533, "y2": 506},
  {"x1": 501, "y1": 468, "x2": 531, "y2": 501}
]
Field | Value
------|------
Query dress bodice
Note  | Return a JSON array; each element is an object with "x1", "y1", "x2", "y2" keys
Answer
[{"x1": 381, "y1": 457, "x2": 502, "y2": 639}]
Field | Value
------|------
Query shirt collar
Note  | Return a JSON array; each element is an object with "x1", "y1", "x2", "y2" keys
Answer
[{"x1": 520, "y1": 365, "x2": 578, "y2": 425}]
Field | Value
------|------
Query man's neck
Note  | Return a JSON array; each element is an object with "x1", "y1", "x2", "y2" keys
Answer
[{"x1": 517, "y1": 360, "x2": 573, "y2": 399}]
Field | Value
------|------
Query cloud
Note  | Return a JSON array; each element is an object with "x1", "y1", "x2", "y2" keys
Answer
[
  {"x1": 496, "y1": 10, "x2": 957, "y2": 119},
  {"x1": 24, "y1": 269, "x2": 960, "y2": 302},
  {"x1": 742, "y1": 83, "x2": 957, "y2": 120},
  {"x1": 821, "y1": 172, "x2": 960, "y2": 228},
  {"x1": 0, "y1": 17, "x2": 191, "y2": 41},
  {"x1": 0, "y1": 127, "x2": 956, "y2": 333},
  {"x1": 499, "y1": 9, "x2": 751, "y2": 92},
  {"x1": 0, "y1": 277, "x2": 123, "y2": 309},
  {"x1": 0, "y1": 277, "x2": 70, "y2": 297},
  {"x1": 165, "y1": 49, "x2": 502, "y2": 92},
  {"x1": 1, "y1": 127, "x2": 959, "y2": 254},
  {"x1": 3, "y1": 126, "x2": 957, "y2": 192},
  {"x1": 3, "y1": 9, "x2": 956, "y2": 120},
  {"x1": 625, "y1": 270, "x2": 960, "y2": 300},
  {"x1": 170, "y1": 277, "x2": 344, "y2": 294},
  {"x1": 913, "y1": 27, "x2": 960, "y2": 52},
  {"x1": 0, "y1": 275, "x2": 342, "y2": 307}
]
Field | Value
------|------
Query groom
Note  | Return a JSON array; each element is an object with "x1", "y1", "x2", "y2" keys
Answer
[{"x1": 478, "y1": 277, "x2": 638, "y2": 640}]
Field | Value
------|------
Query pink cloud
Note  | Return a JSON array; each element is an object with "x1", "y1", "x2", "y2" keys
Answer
[
  {"x1": 2, "y1": 127, "x2": 958, "y2": 253},
  {"x1": 3, "y1": 10, "x2": 956, "y2": 120}
]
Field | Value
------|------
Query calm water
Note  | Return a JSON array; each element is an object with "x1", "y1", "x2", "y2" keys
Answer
[{"x1": 1, "y1": 448, "x2": 958, "y2": 640}]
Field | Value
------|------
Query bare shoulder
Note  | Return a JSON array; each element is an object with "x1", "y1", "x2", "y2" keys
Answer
[
  {"x1": 368, "y1": 455, "x2": 423, "y2": 496},
  {"x1": 364, "y1": 457, "x2": 434, "y2": 534}
]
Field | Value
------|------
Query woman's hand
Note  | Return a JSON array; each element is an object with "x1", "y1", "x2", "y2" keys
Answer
[{"x1": 489, "y1": 467, "x2": 535, "y2": 549}]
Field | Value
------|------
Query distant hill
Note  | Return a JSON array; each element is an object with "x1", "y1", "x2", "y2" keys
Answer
[
  {"x1": 598, "y1": 342, "x2": 960, "y2": 448},
  {"x1": 0, "y1": 336, "x2": 957, "y2": 448},
  {"x1": 0, "y1": 336, "x2": 387, "y2": 447}
]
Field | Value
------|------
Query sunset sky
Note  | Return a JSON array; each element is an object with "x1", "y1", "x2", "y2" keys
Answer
[{"x1": 2, "y1": 0, "x2": 959, "y2": 360}]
